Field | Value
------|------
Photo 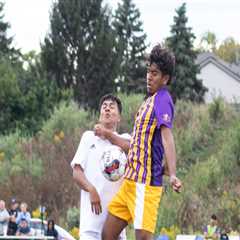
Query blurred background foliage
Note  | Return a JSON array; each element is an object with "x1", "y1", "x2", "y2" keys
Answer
[
  {"x1": 1, "y1": 0, "x2": 240, "y2": 238},
  {"x1": 1, "y1": 95, "x2": 240, "y2": 237}
]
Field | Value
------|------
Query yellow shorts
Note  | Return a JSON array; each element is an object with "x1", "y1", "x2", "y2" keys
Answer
[{"x1": 108, "y1": 179, "x2": 163, "y2": 233}]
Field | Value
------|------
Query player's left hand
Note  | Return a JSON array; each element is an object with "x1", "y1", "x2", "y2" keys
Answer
[
  {"x1": 170, "y1": 175, "x2": 182, "y2": 193},
  {"x1": 89, "y1": 186, "x2": 102, "y2": 215}
]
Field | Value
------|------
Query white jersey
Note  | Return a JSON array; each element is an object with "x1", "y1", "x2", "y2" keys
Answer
[{"x1": 71, "y1": 131, "x2": 130, "y2": 236}]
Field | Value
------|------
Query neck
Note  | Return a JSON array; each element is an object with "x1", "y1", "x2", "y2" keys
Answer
[{"x1": 102, "y1": 123, "x2": 117, "y2": 132}]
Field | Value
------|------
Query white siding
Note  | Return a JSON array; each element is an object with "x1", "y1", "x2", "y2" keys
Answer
[{"x1": 197, "y1": 62, "x2": 240, "y2": 103}]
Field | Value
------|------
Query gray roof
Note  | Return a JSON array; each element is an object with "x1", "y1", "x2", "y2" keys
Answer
[{"x1": 196, "y1": 52, "x2": 240, "y2": 83}]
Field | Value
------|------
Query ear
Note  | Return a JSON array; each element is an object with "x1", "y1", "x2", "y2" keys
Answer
[{"x1": 163, "y1": 74, "x2": 170, "y2": 85}]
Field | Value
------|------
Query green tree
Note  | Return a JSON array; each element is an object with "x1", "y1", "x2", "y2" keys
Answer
[
  {"x1": 0, "y1": 52, "x2": 69, "y2": 135},
  {"x1": 0, "y1": 1, "x2": 20, "y2": 60},
  {"x1": 200, "y1": 31, "x2": 218, "y2": 52},
  {"x1": 0, "y1": 1, "x2": 23, "y2": 133},
  {"x1": 0, "y1": 2, "x2": 12, "y2": 55},
  {"x1": 0, "y1": 58, "x2": 23, "y2": 133},
  {"x1": 113, "y1": 0, "x2": 147, "y2": 93},
  {"x1": 19, "y1": 52, "x2": 71, "y2": 134},
  {"x1": 41, "y1": 0, "x2": 119, "y2": 110},
  {"x1": 167, "y1": 3, "x2": 207, "y2": 102},
  {"x1": 216, "y1": 37, "x2": 240, "y2": 64}
]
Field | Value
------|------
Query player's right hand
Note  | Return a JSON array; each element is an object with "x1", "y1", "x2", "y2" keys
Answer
[
  {"x1": 89, "y1": 186, "x2": 102, "y2": 215},
  {"x1": 170, "y1": 175, "x2": 182, "y2": 193}
]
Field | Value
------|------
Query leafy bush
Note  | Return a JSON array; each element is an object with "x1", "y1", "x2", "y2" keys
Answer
[
  {"x1": 157, "y1": 111, "x2": 240, "y2": 233},
  {"x1": 208, "y1": 97, "x2": 225, "y2": 123},
  {"x1": 159, "y1": 225, "x2": 181, "y2": 240},
  {"x1": 66, "y1": 207, "x2": 80, "y2": 229},
  {"x1": 40, "y1": 101, "x2": 92, "y2": 142},
  {"x1": 118, "y1": 93, "x2": 143, "y2": 133},
  {"x1": 0, "y1": 131, "x2": 42, "y2": 182},
  {"x1": 69, "y1": 227, "x2": 78, "y2": 240}
]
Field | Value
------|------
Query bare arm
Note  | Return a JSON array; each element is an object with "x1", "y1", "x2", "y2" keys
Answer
[
  {"x1": 73, "y1": 165, "x2": 102, "y2": 214},
  {"x1": 161, "y1": 126, "x2": 181, "y2": 192},
  {"x1": 162, "y1": 158, "x2": 169, "y2": 176},
  {"x1": 94, "y1": 124, "x2": 130, "y2": 154}
]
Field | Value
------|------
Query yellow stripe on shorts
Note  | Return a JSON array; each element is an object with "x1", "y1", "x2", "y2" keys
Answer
[{"x1": 108, "y1": 179, "x2": 163, "y2": 233}]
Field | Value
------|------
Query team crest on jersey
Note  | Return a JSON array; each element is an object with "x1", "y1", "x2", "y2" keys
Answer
[
  {"x1": 162, "y1": 113, "x2": 171, "y2": 122},
  {"x1": 90, "y1": 144, "x2": 96, "y2": 149}
]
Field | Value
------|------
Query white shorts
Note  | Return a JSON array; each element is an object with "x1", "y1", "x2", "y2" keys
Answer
[
  {"x1": 80, "y1": 230, "x2": 127, "y2": 240},
  {"x1": 80, "y1": 231, "x2": 100, "y2": 240}
]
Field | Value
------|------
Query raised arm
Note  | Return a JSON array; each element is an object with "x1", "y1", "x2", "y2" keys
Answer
[{"x1": 94, "y1": 124, "x2": 130, "y2": 154}]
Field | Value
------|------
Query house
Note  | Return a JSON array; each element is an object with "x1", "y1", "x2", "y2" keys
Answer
[{"x1": 196, "y1": 52, "x2": 240, "y2": 103}]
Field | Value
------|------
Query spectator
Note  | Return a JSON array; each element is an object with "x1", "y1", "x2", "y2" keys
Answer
[
  {"x1": 203, "y1": 214, "x2": 220, "y2": 240},
  {"x1": 0, "y1": 200, "x2": 9, "y2": 236},
  {"x1": 7, "y1": 198, "x2": 19, "y2": 235},
  {"x1": 46, "y1": 219, "x2": 58, "y2": 240},
  {"x1": 220, "y1": 229, "x2": 229, "y2": 240},
  {"x1": 16, "y1": 202, "x2": 31, "y2": 225},
  {"x1": 16, "y1": 218, "x2": 31, "y2": 238}
]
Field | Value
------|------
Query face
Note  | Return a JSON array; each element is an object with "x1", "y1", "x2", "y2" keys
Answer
[
  {"x1": 99, "y1": 99, "x2": 120, "y2": 128},
  {"x1": 48, "y1": 222, "x2": 53, "y2": 229},
  {"x1": 147, "y1": 63, "x2": 169, "y2": 95},
  {"x1": 0, "y1": 201, "x2": 5, "y2": 210},
  {"x1": 20, "y1": 220, "x2": 28, "y2": 228},
  {"x1": 20, "y1": 203, "x2": 27, "y2": 212},
  {"x1": 12, "y1": 202, "x2": 18, "y2": 209},
  {"x1": 210, "y1": 218, "x2": 217, "y2": 226}
]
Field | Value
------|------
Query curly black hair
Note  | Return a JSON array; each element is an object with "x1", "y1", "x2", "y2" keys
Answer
[{"x1": 148, "y1": 44, "x2": 175, "y2": 85}]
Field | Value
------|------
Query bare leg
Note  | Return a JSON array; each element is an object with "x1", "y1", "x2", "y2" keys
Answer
[
  {"x1": 135, "y1": 229, "x2": 153, "y2": 240},
  {"x1": 102, "y1": 213, "x2": 128, "y2": 240}
]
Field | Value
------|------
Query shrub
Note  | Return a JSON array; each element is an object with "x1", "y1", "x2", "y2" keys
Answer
[
  {"x1": 159, "y1": 225, "x2": 181, "y2": 240},
  {"x1": 208, "y1": 97, "x2": 225, "y2": 123},
  {"x1": 40, "y1": 101, "x2": 92, "y2": 142},
  {"x1": 0, "y1": 131, "x2": 42, "y2": 182},
  {"x1": 118, "y1": 93, "x2": 143, "y2": 133},
  {"x1": 66, "y1": 207, "x2": 80, "y2": 229},
  {"x1": 69, "y1": 227, "x2": 78, "y2": 240}
]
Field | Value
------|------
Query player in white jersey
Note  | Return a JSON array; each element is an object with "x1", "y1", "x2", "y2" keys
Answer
[{"x1": 71, "y1": 94, "x2": 130, "y2": 240}]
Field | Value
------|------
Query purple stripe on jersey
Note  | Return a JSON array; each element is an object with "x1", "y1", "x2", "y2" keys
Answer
[
  {"x1": 126, "y1": 128, "x2": 139, "y2": 178},
  {"x1": 141, "y1": 109, "x2": 155, "y2": 183},
  {"x1": 125, "y1": 125, "x2": 138, "y2": 177},
  {"x1": 133, "y1": 102, "x2": 151, "y2": 182},
  {"x1": 130, "y1": 103, "x2": 150, "y2": 181},
  {"x1": 150, "y1": 128, "x2": 164, "y2": 186},
  {"x1": 125, "y1": 110, "x2": 141, "y2": 177}
]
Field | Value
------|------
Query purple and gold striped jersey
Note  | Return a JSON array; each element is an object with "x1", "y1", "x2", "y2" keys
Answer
[{"x1": 124, "y1": 87, "x2": 174, "y2": 186}]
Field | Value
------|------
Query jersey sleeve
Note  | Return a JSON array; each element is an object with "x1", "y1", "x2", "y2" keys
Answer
[
  {"x1": 153, "y1": 89, "x2": 174, "y2": 129},
  {"x1": 70, "y1": 131, "x2": 92, "y2": 170}
]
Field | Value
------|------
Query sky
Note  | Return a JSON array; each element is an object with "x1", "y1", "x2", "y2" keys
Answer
[{"x1": 3, "y1": 0, "x2": 240, "y2": 53}]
